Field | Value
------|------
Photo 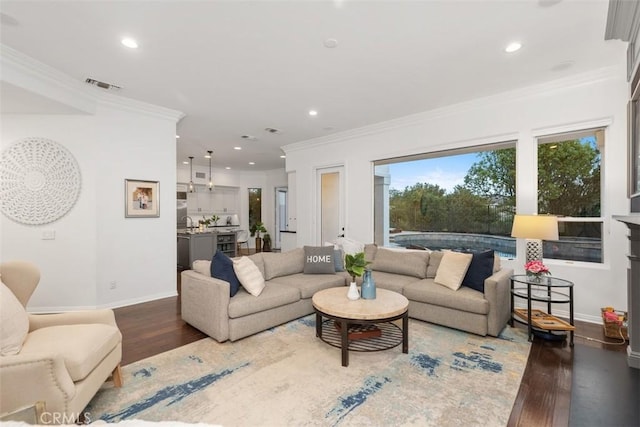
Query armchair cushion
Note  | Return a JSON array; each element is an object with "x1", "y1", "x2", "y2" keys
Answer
[
  {"x1": 19, "y1": 324, "x2": 122, "y2": 381},
  {"x1": 0, "y1": 282, "x2": 29, "y2": 356}
]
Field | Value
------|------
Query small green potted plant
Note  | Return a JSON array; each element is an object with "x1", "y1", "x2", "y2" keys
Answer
[
  {"x1": 250, "y1": 221, "x2": 267, "y2": 252},
  {"x1": 344, "y1": 252, "x2": 370, "y2": 300},
  {"x1": 262, "y1": 233, "x2": 272, "y2": 252}
]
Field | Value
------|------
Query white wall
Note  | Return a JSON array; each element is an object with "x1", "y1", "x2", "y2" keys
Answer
[
  {"x1": 285, "y1": 66, "x2": 630, "y2": 323},
  {"x1": 1, "y1": 48, "x2": 183, "y2": 311}
]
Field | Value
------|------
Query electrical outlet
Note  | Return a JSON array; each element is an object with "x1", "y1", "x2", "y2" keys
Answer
[
  {"x1": 109, "y1": 281, "x2": 117, "y2": 290},
  {"x1": 42, "y1": 230, "x2": 55, "y2": 240}
]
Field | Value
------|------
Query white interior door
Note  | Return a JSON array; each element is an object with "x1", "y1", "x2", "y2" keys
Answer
[{"x1": 316, "y1": 166, "x2": 345, "y2": 245}]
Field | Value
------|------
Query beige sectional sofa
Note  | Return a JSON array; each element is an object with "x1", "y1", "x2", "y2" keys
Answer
[{"x1": 181, "y1": 244, "x2": 513, "y2": 342}]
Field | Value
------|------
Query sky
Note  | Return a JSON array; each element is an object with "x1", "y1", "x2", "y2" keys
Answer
[
  {"x1": 388, "y1": 152, "x2": 480, "y2": 193},
  {"x1": 386, "y1": 136, "x2": 598, "y2": 193}
]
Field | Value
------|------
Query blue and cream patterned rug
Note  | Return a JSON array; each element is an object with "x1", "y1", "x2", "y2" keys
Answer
[{"x1": 87, "y1": 316, "x2": 530, "y2": 426}]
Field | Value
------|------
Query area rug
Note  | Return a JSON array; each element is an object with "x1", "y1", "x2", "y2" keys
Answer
[{"x1": 86, "y1": 316, "x2": 530, "y2": 426}]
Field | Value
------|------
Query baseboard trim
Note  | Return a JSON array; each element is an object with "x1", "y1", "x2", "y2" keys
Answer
[{"x1": 27, "y1": 291, "x2": 179, "y2": 313}]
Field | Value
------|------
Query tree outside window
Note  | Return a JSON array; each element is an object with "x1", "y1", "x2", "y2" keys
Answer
[{"x1": 537, "y1": 130, "x2": 603, "y2": 263}]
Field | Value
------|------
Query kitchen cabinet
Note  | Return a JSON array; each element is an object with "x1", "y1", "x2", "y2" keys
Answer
[
  {"x1": 177, "y1": 233, "x2": 215, "y2": 269},
  {"x1": 177, "y1": 231, "x2": 237, "y2": 269},
  {"x1": 186, "y1": 185, "x2": 239, "y2": 215},
  {"x1": 216, "y1": 231, "x2": 237, "y2": 258}
]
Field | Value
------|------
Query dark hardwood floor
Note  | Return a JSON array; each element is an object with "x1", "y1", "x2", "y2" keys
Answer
[{"x1": 113, "y1": 290, "x2": 636, "y2": 426}]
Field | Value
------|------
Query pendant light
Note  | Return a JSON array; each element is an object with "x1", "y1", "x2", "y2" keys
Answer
[
  {"x1": 188, "y1": 156, "x2": 194, "y2": 193},
  {"x1": 207, "y1": 150, "x2": 214, "y2": 190}
]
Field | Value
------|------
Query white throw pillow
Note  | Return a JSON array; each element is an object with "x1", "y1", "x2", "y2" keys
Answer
[
  {"x1": 233, "y1": 256, "x2": 265, "y2": 296},
  {"x1": 434, "y1": 250, "x2": 473, "y2": 291},
  {"x1": 192, "y1": 260, "x2": 212, "y2": 277},
  {"x1": 1, "y1": 282, "x2": 29, "y2": 355}
]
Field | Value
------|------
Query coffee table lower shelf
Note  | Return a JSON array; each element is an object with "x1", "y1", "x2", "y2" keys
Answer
[{"x1": 321, "y1": 319, "x2": 402, "y2": 352}]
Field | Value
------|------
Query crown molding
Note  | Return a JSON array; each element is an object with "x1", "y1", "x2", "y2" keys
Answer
[
  {"x1": 283, "y1": 66, "x2": 623, "y2": 154},
  {"x1": 605, "y1": 0, "x2": 640, "y2": 42},
  {"x1": 1, "y1": 44, "x2": 184, "y2": 122}
]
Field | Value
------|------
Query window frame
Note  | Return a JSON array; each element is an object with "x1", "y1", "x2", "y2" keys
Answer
[{"x1": 535, "y1": 127, "x2": 605, "y2": 264}]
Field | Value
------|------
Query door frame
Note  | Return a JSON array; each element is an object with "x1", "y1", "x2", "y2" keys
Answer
[
  {"x1": 314, "y1": 164, "x2": 345, "y2": 245},
  {"x1": 274, "y1": 186, "x2": 288, "y2": 249}
]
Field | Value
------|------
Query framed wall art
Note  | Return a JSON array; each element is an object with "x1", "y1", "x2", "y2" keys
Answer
[{"x1": 125, "y1": 179, "x2": 160, "y2": 218}]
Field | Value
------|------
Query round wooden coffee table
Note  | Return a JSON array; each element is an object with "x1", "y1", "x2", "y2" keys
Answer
[{"x1": 312, "y1": 287, "x2": 409, "y2": 367}]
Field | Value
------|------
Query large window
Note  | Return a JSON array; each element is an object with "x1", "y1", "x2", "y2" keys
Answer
[
  {"x1": 374, "y1": 143, "x2": 516, "y2": 256},
  {"x1": 537, "y1": 129, "x2": 603, "y2": 263}
]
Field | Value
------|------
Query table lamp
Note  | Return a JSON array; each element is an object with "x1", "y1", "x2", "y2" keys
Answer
[{"x1": 511, "y1": 214, "x2": 559, "y2": 263}]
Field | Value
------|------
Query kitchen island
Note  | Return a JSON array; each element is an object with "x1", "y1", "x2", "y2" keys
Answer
[{"x1": 177, "y1": 230, "x2": 237, "y2": 270}]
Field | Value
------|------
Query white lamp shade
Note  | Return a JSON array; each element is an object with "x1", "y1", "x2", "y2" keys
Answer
[
  {"x1": 511, "y1": 214, "x2": 559, "y2": 241},
  {"x1": 230, "y1": 214, "x2": 239, "y2": 226}
]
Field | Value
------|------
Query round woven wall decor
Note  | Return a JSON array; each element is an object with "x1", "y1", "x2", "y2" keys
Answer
[{"x1": 1, "y1": 137, "x2": 82, "y2": 225}]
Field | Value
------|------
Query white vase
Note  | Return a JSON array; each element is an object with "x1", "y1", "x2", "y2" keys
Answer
[{"x1": 347, "y1": 282, "x2": 360, "y2": 300}]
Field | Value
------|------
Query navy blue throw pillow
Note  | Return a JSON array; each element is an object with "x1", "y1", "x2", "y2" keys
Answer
[
  {"x1": 211, "y1": 250, "x2": 241, "y2": 297},
  {"x1": 462, "y1": 250, "x2": 495, "y2": 292}
]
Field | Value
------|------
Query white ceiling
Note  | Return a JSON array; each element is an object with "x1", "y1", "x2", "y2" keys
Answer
[{"x1": 0, "y1": 0, "x2": 626, "y2": 171}]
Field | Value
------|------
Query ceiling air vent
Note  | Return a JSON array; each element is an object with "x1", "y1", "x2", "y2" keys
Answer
[
  {"x1": 241, "y1": 135, "x2": 257, "y2": 140},
  {"x1": 195, "y1": 172, "x2": 206, "y2": 179},
  {"x1": 85, "y1": 78, "x2": 121, "y2": 91}
]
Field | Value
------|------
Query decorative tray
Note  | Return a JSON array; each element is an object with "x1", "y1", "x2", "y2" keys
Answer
[{"x1": 514, "y1": 309, "x2": 575, "y2": 331}]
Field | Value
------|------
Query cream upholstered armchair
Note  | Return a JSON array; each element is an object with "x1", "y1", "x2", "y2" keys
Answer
[{"x1": 0, "y1": 261, "x2": 123, "y2": 424}]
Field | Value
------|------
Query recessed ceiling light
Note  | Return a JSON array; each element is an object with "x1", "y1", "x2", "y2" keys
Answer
[
  {"x1": 280, "y1": 155, "x2": 286, "y2": 159},
  {"x1": 249, "y1": 162, "x2": 255, "y2": 165},
  {"x1": 234, "y1": 146, "x2": 242, "y2": 150},
  {"x1": 505, "y1": 42, "x2": 522, "y2": 53},
  {"x1": 204, "y1": 154, "x2": 211, "y2": 159},
  {"x1": 309, "y1": 110, "x2": 318, "y2": 116},
  {"x1": 176, "y1": 135, "x2": 180, "y2": 139},
  {"x1": 121, "y1": 37, "x2": 138, "y2": 49},
  {"x1": 225, "y1": 166, "x2": 231, "y2": 170},
  {"x1": 182, "y1": 161, "x2": 189, "y2": 165},
  {"x1": 324, "y1": 38, "x2": 338, "y2": 48}
]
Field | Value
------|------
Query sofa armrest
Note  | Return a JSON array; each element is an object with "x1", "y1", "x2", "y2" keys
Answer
[
  {"x1": 483, "y1": 268, "x2": 514, "y2": 337},
  {"x1": 28, "y1": 309, "x2": 117, "y2": 332},
  {"x1": 0, "y1": 353, "x2": 75, "y2": 418},
  {"x1": 180, "y1": 270, "x2": 231, "y2": 342}
]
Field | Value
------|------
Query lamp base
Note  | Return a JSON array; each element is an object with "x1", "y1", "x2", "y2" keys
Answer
[{"x1": 525, "y1": 239, "x2": 543, "y2": 264}]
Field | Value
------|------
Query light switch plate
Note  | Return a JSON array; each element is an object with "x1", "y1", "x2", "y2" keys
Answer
[{"x1": 42, "y1": 230, "x2": 55, "y2": 240}]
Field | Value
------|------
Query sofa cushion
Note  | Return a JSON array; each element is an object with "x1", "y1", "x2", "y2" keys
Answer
[
  {"x1": 334, "y1": 249, "x2": 345, "y2": 272},
  {"x1": 0, "y1": 282, "x2": 29, "y2": 356},
  {"x1": 434, "y1": 250, "x2": 473, "y2": 291},
  {"x1": 192, "y1": 260, "x2": 211, "y2": 277},
  {"x1": 370, "y1": 247, "x2": 429, "y2": 279},
  {"x1": 20, "y1": 324, "x2": 122, "y2": 381},
  {"x1": 404, "y1": 279, "x2": 489, "y2": 315},
  {"x1": 364, "y1": 243, "x2": 378, "y2": 262},
  {"x1": 303, "y1": 246, "x2": 336, "y2": 274},
  {"x1": 370, "y1": 271, "x2": 423, "y2": 294},
  {"x1": 334, "y1": 237, "x2": 365, "y2": 255},
  {"x1": 248, "y1": 252, "x2": 265, "y2": 278},
  {"x1": 462, "y1": 250, "x2": 495, "y2": 292},
  {"x1": 269, "y1": 273, "x2": 346, "y2": 299},
  {"x1": 426, "y1": 251, "x2": 444, "y2": 278},
  {"x1": 263, "y1": 248, "x2": 305, "y2": 280},
  {"x1": 233, "y1": 256, "x2": 265, "y2": 296},
  {"x1": 211, "y1": 251, "x2": 241, "y2": 297},
  {"x1": 228, "y1": 283, "x2": 301, "y2": 318}
]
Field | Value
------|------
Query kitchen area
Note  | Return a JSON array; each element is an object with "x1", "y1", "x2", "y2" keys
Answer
[{"x1": 177, "y1": 184, "x2": 240, "y2": 270}]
